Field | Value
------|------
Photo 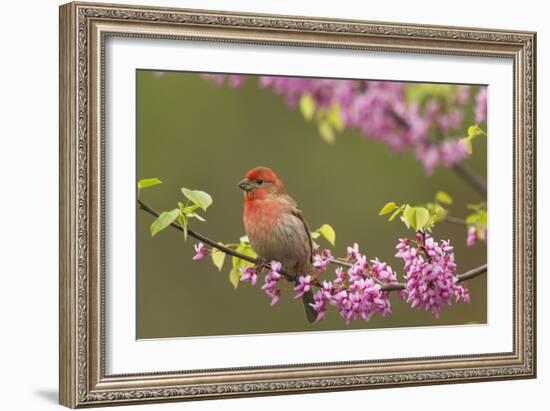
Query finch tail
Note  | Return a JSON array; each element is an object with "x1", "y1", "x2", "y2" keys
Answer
[{"x1": 302, "y1": 290, "x2": 317, "y2": 323}]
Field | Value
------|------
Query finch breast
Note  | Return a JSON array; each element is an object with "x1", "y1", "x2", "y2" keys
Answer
[{"x1": 245, "y1": 208, "x2": 311, "y2": 273}]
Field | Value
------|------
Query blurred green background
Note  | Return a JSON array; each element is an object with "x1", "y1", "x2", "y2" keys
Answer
[{"x1": 136, "y1": 70, "x2": 487, "y2": 339}]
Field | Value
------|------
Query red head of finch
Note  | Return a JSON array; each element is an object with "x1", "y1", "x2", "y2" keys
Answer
[{"x1": 238, "y1": 167, "x2": 317, "y2": 322}]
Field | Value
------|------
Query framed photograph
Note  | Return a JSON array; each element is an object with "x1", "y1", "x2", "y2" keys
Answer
[{"x1": 59, "y1": 2, "x2": 536, "y2": 408}]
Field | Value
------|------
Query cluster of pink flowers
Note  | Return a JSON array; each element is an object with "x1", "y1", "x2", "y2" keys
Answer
[
  {"x1": 262, "y1": 261, "x2": 283, "y2": 306},
  {"x1": 312, "y1": 246, "x2": 333, "y2": 271},
  {"x1": 466, "y1": 226, "x2": 487, "y2": 247},
  {"x1": 299, "y1": 243, "x2": 397, "y2": 323},
  {"x1": 294, "y1": 275, "x2": 313, "y2": 299},
  {"x1": 200, "y1": 74, "x2": 487, "y2": 175},
  {"x1": 192, "y1": 235, "x2": 473, "y2": 322},
  {"x1": 395, "y1": 233, "x2": 470, "y2": 318},
  {"x1": 475, "y1": 87, "x2": 488, "y2": 124},
  {"x1": 466, "y1": 227, "x2": 477, "y2": 247},
  {"x1": 240, "y1": 260, "x2": 284, "y2": 306},
  {"x1": 240, "y1": 266, "x2": 258, "y2": 285}
]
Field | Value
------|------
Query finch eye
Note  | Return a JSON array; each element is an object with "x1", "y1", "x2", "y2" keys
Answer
[{"x1": 255, "y1": 179, "x2": 264, "y2": 185}]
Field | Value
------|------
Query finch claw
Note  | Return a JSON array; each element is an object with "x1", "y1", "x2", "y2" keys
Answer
[{"x1": 255, "y1": 259, "x2": 267, "y2": 273}]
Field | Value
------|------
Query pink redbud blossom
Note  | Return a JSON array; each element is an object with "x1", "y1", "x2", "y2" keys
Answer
[
  {"x1": 240, "y1": 266, "x2": 258, "y2": 286},
  {"x1": 261, "y1": 261, "x2": 283, "y2": 306},
  {"x1": 192, "y1": 242, "x2": 208, "y2": 261},
  {"x1": 466, "y1": 227, "x2": 487, "y2": 247},
  {"x1": 309, "y1": 281, "x2": 333, "y2": 322},
  {"x1": 313, "y1": 248, "x2": 333, "y2": 272},
  {"x1": 467, "y1": 227, "x2": 477, "y2": 247},
  {"x1": 294, "y1": 275, "x2": 313, "y2": 299},
  {"x1": 346, "y1": 243, "x2": 361, "y2": 261},
  {"x1": 475, "y1": 87, "x2": 488, "y2": 124}
]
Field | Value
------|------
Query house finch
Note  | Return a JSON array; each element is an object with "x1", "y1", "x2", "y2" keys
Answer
[{"x1": 238, "y1": 166, "x2": 317, "y2": 323}]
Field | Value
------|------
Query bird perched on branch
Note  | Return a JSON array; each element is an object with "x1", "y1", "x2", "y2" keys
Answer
[{"x1": 238, "y1": 166, "x2": 317, "y2": 323}]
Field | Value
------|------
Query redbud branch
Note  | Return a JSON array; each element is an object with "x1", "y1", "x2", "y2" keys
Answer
[
  {"x1": 330, "y1": 258, "x2": 353, "y2": 268},
  {"x1": 138, "y1": 199, "x2": 295, "y2": 281},
  {"x1": 379, "y1": 263, "x2": 487, "y2": 292},
  {"x1": 138, "y1": 199, "x2": 487, "y2": 292},
  {"x1": 443, "y1": 215, "x2": 470, "y2": 226},
  {"x1": 451, "y1": 163, "x2": 487, "y2": 197}
]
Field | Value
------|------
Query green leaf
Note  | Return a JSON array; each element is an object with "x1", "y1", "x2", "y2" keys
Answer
[
  {"x1": 468, "y1": 124, "x2": 486, "y2": 138},
  {"x1": 479, "y1": 210, "x2": 487, "y2": 226},
  {"x1": 401, "y1": 205, "x2": 412, "y2": 229},
  {"x1": 435, "y1": 191, "x2": 453, "y2": 205},
  {"x1": 327, "y1": 104, "x2": 344, "y2": 131},
  {"x1": 317, "y1": 224, "x2": 336, "y2": 246},
  {"x1": 179, "y1": 203, "x2": 200, "y2": 214},
  {"x1": 229, "y1": 243, "x2": 257, "y2": 289},
  {"x1": 462, "y1": 124, "x2": 486, "y2": 155},
  {"x1": 181, "y1": 187, "x2": 213, "y2": 211},
  {"x1": 433, "y1": 204, "x2": 448, "y2": 218},
  {"x1": 389, "y1": 204, "x2": 405, "y2": 222},
  {"x1": 150, "y1": 208, "x2": 180, "y2": 236},
  {"x1": 461, "y1": 137, "x2": 473, "y2": 155},
  {"x1": 229, "y1": 268, "x2": 241, "y2": 289},
  {"x1": 424, "y1": 203, "x2": 447, "y2": 231},
  {"x1": 310, "y1": 231, "x2": 321, "y2": 239},
  {"x1": 402, "y1": 206, "x2": 430, "y2": 231},
  {"x1": 318, "y1": 122, "x2": 335, "y2": 144},
  {"x1": 239, "y1": 235, "x2": 250, "y2": 243},
  {"x1": 379, "y1": 202, "x2": 398, "y2": 216},
  {"x1": 465, "y1": 203, "x2": 487, "y2": 230},
  {"x1": 211, "y1": 248, "x2": 226, "y2": 271},
  {"x1": 234, "y1": 243, "x2": 257, "y2": 263},
  {"x1": 466, "y1": 214, "x2": 478, "y2": 224},
  {"x1": 299, "y1": 94, "x2": 316, "y2": 121},
  {"x1": 138, "y1": 178, "x2": 162, "y2": 191},
  {"x1": 414, "y1": 207, "x2": 430, "y2": 231}
]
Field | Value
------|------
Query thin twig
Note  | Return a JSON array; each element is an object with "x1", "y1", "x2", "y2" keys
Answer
[
  {"x1": 443, "y1": 215, "x2": 469, "y2": 226},
  {"x1": 442, "y1": 215, "x2": 486, "y2": 229},
  {"x1": 452, "y1": 163, "x2": 487, "y2": 196},
  {"x1": 456, "y1": 264, "x2": 488, "y2": 282},
  {"x1": 138, "y1": 199, "x2": 487, "y2": 292}
]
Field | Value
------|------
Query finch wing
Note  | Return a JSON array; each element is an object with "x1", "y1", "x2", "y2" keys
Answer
[{"x1": 290, "y1": 204, "x2": 313, "y2": 264}]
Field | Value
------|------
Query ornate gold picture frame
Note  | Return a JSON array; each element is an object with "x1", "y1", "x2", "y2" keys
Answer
[{"x1": 59, "y1": 2, "x2": 536, "y2": 408}]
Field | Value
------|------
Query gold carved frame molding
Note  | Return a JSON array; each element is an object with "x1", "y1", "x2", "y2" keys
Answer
[{"x1": 59, "y1": 2, "x2": 536, "y2": 408}]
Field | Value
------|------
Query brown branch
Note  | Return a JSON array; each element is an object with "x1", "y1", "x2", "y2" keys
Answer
[
  {"x1": 138, "y1": 199, "x2": 298, "y2": 281},
  {"x1": 138, "y1": 199, "x2": 487, "y2": 292},
  {"x1": 456, "y1": 264, "x2": 488, "y2": 282},
  {"x1": 443, "y1": 215, "x2": 469, "y2": 226},
  {"x1": 379, "y1": 264, "x2": 487, "y2": 292},
  {"x1": 451, "y1": 163, "x2": 487, "y2": 196}
]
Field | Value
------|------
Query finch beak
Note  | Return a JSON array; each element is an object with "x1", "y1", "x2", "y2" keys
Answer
[{"x1": 238, "y1": 178, "x2": 253, "y2": 192}]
